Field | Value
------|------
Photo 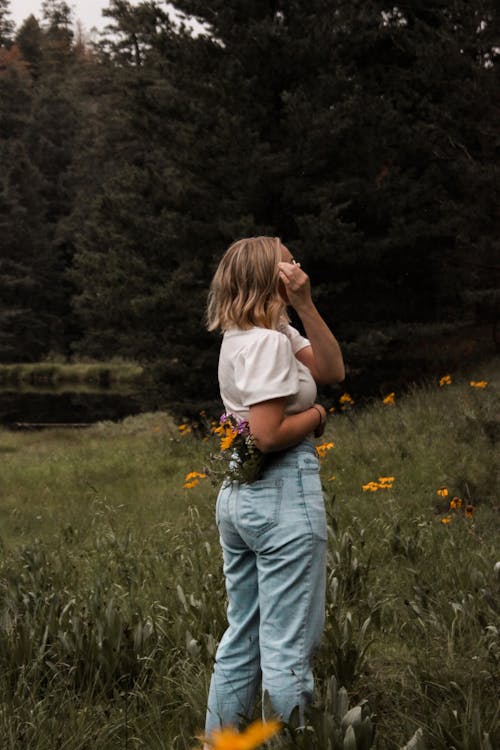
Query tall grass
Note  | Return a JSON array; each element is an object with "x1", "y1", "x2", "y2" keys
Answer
[{"x1": 0, "y1": 368, "x2": 498, "y2": 748}]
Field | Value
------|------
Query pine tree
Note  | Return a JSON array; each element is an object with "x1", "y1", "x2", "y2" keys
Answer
[
  {"x1": 68, "y1": 0, "x2": 499, "y2": 405},
  {"x1": 0, "y1": 41, "x2": 52, "y2": 361},
  {"x1": 0, "y1": 0, "x2": 14, "y2": 47}
]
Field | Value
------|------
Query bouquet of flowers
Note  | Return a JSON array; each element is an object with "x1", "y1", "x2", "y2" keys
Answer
[{"x1": 205, "y1": 413, "x2": 267, "y2": 485}]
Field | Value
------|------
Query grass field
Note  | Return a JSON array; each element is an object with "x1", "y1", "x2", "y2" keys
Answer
[{"x1": 0, "y1": 362, "x2": 498, "y2": 749}]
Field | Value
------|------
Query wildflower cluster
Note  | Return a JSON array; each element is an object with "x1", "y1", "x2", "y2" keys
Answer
[
  {"x1": 205, "y1": 413, "x2": 266, "y2": 485},
  {"x1": 436, "y1": 487, "x2": 475, "y2": 524},
  {"x1": 362, "y1": 476, "x2": 395, "y2": 492},
  {"x1": 197, "y1": 719, "x2": 281, "y2": 750}
]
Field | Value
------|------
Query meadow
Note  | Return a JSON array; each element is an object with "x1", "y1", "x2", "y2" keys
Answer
[{"x1": 0, "y1": 362, "x2": 498, "y2": 749}]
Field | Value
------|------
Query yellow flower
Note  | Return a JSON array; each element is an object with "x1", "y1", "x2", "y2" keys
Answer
[
  {"x1": 465, "y1": 504, "x2": 474, "y2": 519},
  {"x1": 220, "y1": 427, "x2": 238, "y2": 451},
  {"x1": 183, "y1": 471, "x2": 207, "y2": 488},
  {"x1": 328, "y1": 406, "x2": 336, "y2": 413},
  {"x1": 362, "y1": 476, "x2": 395, "y2": 491},
  {"x1": 178, "y1": 424, "x2": 192, "y2": 434},
  {"x1": 378, "y1": 476, "x2": 395, "y2": 484},
  {"x1": 383, "y1": 392, "x2": 395, "y2": 405},
  {"x1": 441, "y1": 516, "x2": 452, "y2": 525},
  {"x1": 316, "y1": 441, "x2": 335, "y2": 458},
  {"x1": 439, "y1": 374, "x2": 452, "y2": 386},
  {"x1": 437, "y1": 487, "x2": 448, "y2": 497},
  {"x1": 470, "y1": 380, "x2": 488, "y2": 389},
  {"x1": 199, "y1": 719, "x2": 281, "y2": 750},
  {"x1": 449, "y1": 496, "x2": 462, "y2": 510},
  {"x1": 339, "y1": 393, "x2": 354, "y2": 406},
  {"x1": 362, "y1": 481, "x2": 380, "y2": 492}
]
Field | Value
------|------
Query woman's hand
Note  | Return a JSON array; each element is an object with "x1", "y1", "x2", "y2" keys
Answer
[{"x1": 278, "y1": 261, "x2": 314, "y2": 313}]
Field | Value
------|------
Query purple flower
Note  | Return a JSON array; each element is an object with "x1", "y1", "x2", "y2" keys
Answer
[{"x1": 236, "y1": 418, "x2": 250, "y2": 435}]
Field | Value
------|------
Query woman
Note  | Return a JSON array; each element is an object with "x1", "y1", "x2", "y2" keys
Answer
[{"x1": 205, "y1": 236, "x2": 345, "y2": 734}]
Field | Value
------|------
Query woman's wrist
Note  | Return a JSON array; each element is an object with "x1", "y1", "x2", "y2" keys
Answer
[{"x1": 311, "y1": 404, "x2": 327, "y2": 437}]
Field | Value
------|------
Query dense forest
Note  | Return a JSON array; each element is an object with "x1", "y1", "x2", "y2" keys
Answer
[{"x1": 0, "y1": 0, "x2": 499, "y2": 410}]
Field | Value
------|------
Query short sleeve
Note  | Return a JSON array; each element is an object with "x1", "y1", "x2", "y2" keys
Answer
[
  {"x1": 234, "y1": 330, "x2": 299, "y2": 407},
  {"x1": 283, "y1": 324, "x2": 311, "y2": 354}
]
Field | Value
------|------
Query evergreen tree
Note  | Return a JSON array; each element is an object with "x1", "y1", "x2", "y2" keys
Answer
[
  {"x1": 0, "y1": 40, "x2": 52, "y2": 361},
  {"x1": 67, "y1": 0, "x2": 499, "y2": 405},
  {"x1": 16, "y1": 15, "x2": 44, "y2": 79},
  {"x1": 0, "y1": 0, "x2": 14, "y2": 47}
]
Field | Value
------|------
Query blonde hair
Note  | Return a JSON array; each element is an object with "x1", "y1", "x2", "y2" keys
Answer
[{"x1": 207, "y1": 236, "x2": 288, "y2": 331}]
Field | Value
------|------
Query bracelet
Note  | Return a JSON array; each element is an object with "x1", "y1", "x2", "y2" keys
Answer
[{"x1": 311, "y1": 406, "x2": 324, "y2": 429}]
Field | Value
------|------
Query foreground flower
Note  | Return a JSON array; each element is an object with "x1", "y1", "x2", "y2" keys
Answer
[
  {"x1": 437, "y1": 487, "x2": 448, "y2": 497},
  {"x1": 383, "y1": 392, "x2": 396, "y2": 405},
  {"x1": 449, "y1": 496, "x2": 463, "y2": 510},
  {"x1": 470, "y1": 380, "x2": 488, "y2": 389},
  {"x1": 198, "y1": 719, "x2": 281, "y2": 750},
  {"x1": 439, "y1": 374, "x2": 452, "y2": 387},
  {"x1": 464, "y1": 504, "x2": 474, "y2": 519},
  {"x1": 178, "y1": 424, "x2": 192, "y2": 435},
  {"x1": 441, "y1": 515, "x2": 452, "y2": 525}
]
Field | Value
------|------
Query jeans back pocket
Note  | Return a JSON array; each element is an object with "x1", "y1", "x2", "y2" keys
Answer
[{"x1": 236, "y1": 479, "x2": 283, "y2": 538}]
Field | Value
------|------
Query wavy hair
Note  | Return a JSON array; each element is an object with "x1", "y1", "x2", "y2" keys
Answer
[{"x1": 206, "y1": 236, "x2": 288, "y2": 331}]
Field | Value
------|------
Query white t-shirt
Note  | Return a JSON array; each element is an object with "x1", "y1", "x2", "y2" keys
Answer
[{"x1": 218, "y1": 324, "x2": 317, "y2": 420}]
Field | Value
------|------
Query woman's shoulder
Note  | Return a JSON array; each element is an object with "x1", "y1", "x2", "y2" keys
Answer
[{"x1": 221, "y1": 326, "x2": 291, "y2": 358}]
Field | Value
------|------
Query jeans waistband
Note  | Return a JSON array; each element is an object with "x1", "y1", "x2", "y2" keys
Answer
[{"x1": 265, "y1": 438, "x2": 317, "y2": 468}]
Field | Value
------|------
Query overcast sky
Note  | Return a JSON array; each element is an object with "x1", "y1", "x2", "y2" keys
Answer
[
  {"x1": 9, "y1": 1, "x2": 205, "y2": 39},
  {"x1": 9, "y1": 1, "x2": 118, "y2": 33}
]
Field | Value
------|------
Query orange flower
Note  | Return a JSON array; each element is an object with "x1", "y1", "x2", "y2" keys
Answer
[
  {"x1": 316, "y1": 441, "x2": 335, "y2": 458},
  {"x1": 470, "y1": 380, "x2": 488, "y2": 389},
  {"x1": 199, "y1": 719, "x2": 281, "y2": 750},
  {"x1": 220, "y1": 427, "x2": 238, "y2": 451},
  {"x1": 362, "y1": 476, "x2": 395, "y2": 491},
  {"x1": 178, "y1": 424, "x2": 192, "y2": 435},
  {"x1": 439, "y1": 374, "x2": 452, "y2": 387},
  {"x1": 383, "y1": 392, "x2": 395, "y2": 405},
  {"x1": 339, "y1": 393, "x2": 354, "y2": 407},
  {"x1": 437, "y1": 487, "x2": 448, "y2": 497},
  {"x1": 449, "y1": 496, "x2": 463, "y2": 510},
  {"x1": 441, "y1": 516, "x2": 452, "y2": 525},
  {"x1": 183, "y1": 471, "x2": 207, "y2": 488},
  {"x1": 465, "y1": 505, "x2": 474, "y2": 519}
]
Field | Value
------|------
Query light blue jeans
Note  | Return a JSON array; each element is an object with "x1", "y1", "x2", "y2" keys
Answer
[{"x1": 205, "y1": 440, "x2": 327, "y2": 733}]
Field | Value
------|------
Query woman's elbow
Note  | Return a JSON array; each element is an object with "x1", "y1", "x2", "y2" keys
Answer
[
  {"x1": 253, "y1": 433, "x2": 277, "y2": 454},
  {"x1": 317, "y1": 364, "x2": 345, "y2": 386}
]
